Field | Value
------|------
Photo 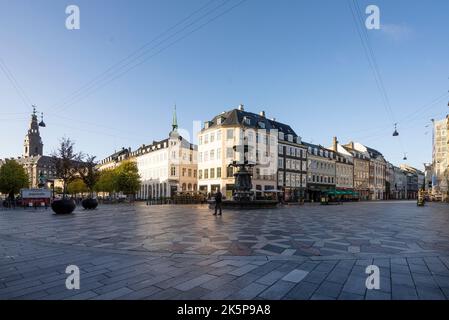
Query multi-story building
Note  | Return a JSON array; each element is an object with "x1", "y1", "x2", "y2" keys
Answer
[
  {"x1": 366, "y1": 147, "x2": 387, "y2": 200},
  {"x1": 97, "y1": 147, "x2": 133, "y2": 172},
  {"x1": 385, "y1": 162, "x2": 395, "y2": 200},
  {"x1": 424, "y1": 163, "x2": 433, "y2": 192},
  {"x1": 342, "y1": 142, "x2": 370, "y2": 200},
  {"x1": 432, "y1": 116, "x2": 448, "y2": 201},
  {"x1": 198, "y1": 105, "x2": 283, "y2": 199},
  {"x1": 400, "y1": 164, "x2": 422, "y2": 199},
  {"x1": 345, "y1": 142, "x2": 386, "y2": 200},
  {"x1": 277, "y1": 133, "x2": 308, "y2": 202},
  {"x1": 329, "y1": 137, "x2": 354, "y2": 199},
  {"x1": 392, "y1": 166, "x2": 407, "y2": 199},
  {"x1": 304, "y1": 142, "x2": 336, "y2": 202},
  {"x1": 133, "y1": 111, "x2": 197, "y2": 199}
]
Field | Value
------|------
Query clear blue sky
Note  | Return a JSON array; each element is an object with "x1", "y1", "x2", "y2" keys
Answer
[{"x1": 1, "y1": 0, "x2": 448, "y2": 170}]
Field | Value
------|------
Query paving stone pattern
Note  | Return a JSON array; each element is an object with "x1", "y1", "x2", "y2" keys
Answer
[{"x1": 1, "y1": 201, "x2": 449, "y2": 300}]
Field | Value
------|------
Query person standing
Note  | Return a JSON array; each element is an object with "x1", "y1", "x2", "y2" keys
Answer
[{"x1": 213, "y1": 190, "x2": 223, "y2": 216}]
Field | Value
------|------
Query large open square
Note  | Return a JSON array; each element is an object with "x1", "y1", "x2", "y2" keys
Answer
[{"x1": 1, "y1": 201, "x2": 449, "y2": 300}]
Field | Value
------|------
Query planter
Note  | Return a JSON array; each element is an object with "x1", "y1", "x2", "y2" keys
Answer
[
  {"x1": 51, "y1": 199, "x2": 76, "y2": 214},
  {"x1": 82, "y1": 198, "x2": 98, "y2": 210}
]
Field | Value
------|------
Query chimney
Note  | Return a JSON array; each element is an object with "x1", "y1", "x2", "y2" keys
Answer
[
  {"x1": 238, "y1": 104, "x2": 244, "y2": 111},
  {"x1": 259, "y1": 111, "x2": 266, "y2": 117},
  {"x1": 349, "y1": 141, "x2": 354, "y2": 149},
  {"x1": 271, "y1": 117, "x2": 276, "y2": 121},
  {"x1": 332, "y1": 136, "x2": 338, "y2": 151}
]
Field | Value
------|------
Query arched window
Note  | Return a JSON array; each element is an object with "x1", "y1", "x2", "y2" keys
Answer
[
  {"x1": 182, "y1": 183, "x2": 186, "y2": 191},
  {"x1": 193, "y1": 184, "x2": 197, "y2": 191},
  {"x1": 188, "y1": 183, "x2": 192, "y2": 191}
]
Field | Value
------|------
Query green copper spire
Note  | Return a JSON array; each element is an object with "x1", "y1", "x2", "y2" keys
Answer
[{"x1": 172, "y1": 104, "x2": 178, "y2": 131}]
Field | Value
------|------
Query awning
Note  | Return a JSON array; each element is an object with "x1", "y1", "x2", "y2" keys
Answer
[{"x1": 325, "y1": 190, "x2": 357, "y2": 196}]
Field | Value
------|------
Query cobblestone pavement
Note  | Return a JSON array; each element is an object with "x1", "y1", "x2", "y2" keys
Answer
[{"x1": 1, "y1": 201, "x2": 449, "y2": 300}]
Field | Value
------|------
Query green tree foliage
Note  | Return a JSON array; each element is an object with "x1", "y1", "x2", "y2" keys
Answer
[
  {"x1": 94, "y1": 169, "x2": 116, "y2": 194},
  {"x1": 114, "y1": 161, "x2": 141, "y2": 196},
  {"x1": 0, "y1": 159, "x2": 29, "y2": 196},
  {"x1": 67, "y1": 178, "x2": 88, "y2": 196},
  {"x1": 77, "y1": 155, "x2": 99, "y2": 197}
]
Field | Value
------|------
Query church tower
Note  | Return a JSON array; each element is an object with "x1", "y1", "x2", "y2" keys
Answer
[{"x1": 23, "y1": 106, "x2": 43, "y2": 157}]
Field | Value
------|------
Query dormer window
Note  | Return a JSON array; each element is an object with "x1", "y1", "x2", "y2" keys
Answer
[
  {"x1": 217, "y1": 117, "x2": 222, "y2": 125},
  {"x1": 258, "y1": 122, "x2": 265, "y2": 129},
  {"x1": 287, "y1": 134, "x2": 293, "y2": 142},
  {"x1": 278, "y1": 132, "x2": 284, "y2": 140},
  {"x1": 243, "y1": 117, "x2": 251, "y2": 126}
]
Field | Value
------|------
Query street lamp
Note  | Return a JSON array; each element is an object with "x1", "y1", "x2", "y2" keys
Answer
[{"x1": 392, "y1": 123, "x2": 399, "y2": 137}]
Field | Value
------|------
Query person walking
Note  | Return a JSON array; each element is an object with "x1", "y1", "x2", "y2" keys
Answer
[{"x1": 213, "y1": 190, "x2": 223, "y2": 216}]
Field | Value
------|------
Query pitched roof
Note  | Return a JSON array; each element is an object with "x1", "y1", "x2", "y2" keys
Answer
[{"x1": 204, "y1": 108, "x2": 298, "y2": 136}]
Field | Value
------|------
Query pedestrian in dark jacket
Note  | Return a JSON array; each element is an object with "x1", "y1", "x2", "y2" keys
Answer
[{"x1": 213, "y1": 191, "x2": 223, "y2": 216}]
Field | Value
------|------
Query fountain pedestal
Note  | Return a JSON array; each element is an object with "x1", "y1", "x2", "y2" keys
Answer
[{"x1": 209, "y1": 143, "x2": 278, "y2": 210}]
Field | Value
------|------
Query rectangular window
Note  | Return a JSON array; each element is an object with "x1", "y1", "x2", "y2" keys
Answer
[
  {"x1": 194, "y1": 170, "x2": 197, "y2": 178},
  {"x1": 227, "y1": 167, "x2": 234, "y2": 178},
  {"x1": 278, "y1": 172, "x2": 284, "y2": 185},
  {"x1": 278, "y1": 132, "x2": 284, "y2": 140},
  {"x1": 204, "y1": 134, "x2": 209, "y2": 144},
  {"x1": 227, "y1": 129, "x2": 234, "y2": 140},
  {"x1": 226, "y1": 147, "x2": 234, "y2": 158},
  {"x1": 217, "y1": 148, "x2": 221, "y2": 160},
  {"x1": 278, "y1": 158, "x2": 284, "y2": 169},
  {"x1": 188, "y1": 169, "x2": 192, "y2": 177},
  {"x1": 210, "y1": 168, "x2": 215, "y2": 179},
  {"x1": 217, "y1": 130, "x2": 222, "y2": 141},
  {"x1": 210, "y1": 133, "x2": 215, "y2": 143},
  {"x1": 278, "y1": 145, "x2": 284, "y2": 155},
  {"x1": 198, "y1": 170, "x2": 202, "y2": 179},
  {"x1": 210, "y1": 150, "x2": 215, "y2": 160},
  {"x1": 217, "y1": 167, "x2": 222, "y2": 179},
  {"x1": 204, "y1": 169, "x2": 209, "y2": 179}
]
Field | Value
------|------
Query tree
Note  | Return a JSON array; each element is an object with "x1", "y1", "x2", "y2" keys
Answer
[
  {"x1": 67, "y1": 178, "x2": 87, "y2": 196},
  {"x1": 95, "y1": 169, "x2": 116, "y2": 195},
  {"x1": 114, "y1": 161, "x2": 141, "y2": 198},
  {"x1": 77, "y1": 155, "x2": 99, "y2": 198},
  {"x1": 0, "y1": 159, "x2": 29, "y2": 198},
  {"x1": 52, "y1": 138, "x2": 83, "y2": 199}
]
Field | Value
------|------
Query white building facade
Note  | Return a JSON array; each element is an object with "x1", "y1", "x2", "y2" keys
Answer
[
  {"x1": 134, "y1": 112, "x2": 198, "y2": 200},
  {"x1": 198, "y1": 106, "x2": 283, "y2": 199},
  {"x1": 432, "y1": 116, "x2": 448, "y2": 201}
]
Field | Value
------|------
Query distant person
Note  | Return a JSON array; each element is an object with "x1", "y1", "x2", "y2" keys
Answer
[{"x1": 213, "y1": 191, "x2": 223, "y2": 216}]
